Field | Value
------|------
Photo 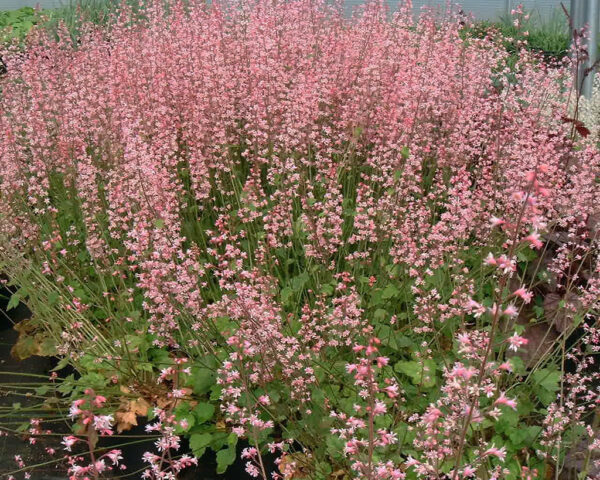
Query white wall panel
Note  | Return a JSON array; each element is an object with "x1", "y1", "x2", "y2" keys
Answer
[{"x1": 0, "y1": 0, "x2": 568, "y2": 22}]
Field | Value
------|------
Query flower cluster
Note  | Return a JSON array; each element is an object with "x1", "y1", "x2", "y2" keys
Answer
[
  {"x1": 62, "y1": 389, "x2": 125, "y2": 480},
  {"x1": 331, "y1": 338, "x2": 404, "y2": 479},
  {"x1": 0, "y1": 0, "x2": 598, "y2": 478}
]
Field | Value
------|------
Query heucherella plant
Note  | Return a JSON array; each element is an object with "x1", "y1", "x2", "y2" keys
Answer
[
  {"x1": 0, "y1": 0, "x2": 599, "y2": 478},
  {"x1": 61, "y1": 389, "x2": 126, "y2": 479}
]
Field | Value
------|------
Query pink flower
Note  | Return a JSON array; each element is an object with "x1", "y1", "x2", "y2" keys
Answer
[
  {"x1": 524, "y1": 232, "x2": 543, "y2": 249},
  {"x1": 93, "y1": 414, "x2": 114, "y2": 434},
  {"x1": 485, "y1": 253, "x2": 497, "y2": 266},
  {"x1": 383, "y1": 385, "x2": 399, "y2": 398},
  {"x1": 490, "y1": 216, "x2": 505, "y2": 227},
  {"x1": 344, "y1": 439, "x2": 360, "y2": 455},
  {"x1": 494, "y1": 392, "x2": 517, "y2": 410},
  {"x1": 483, "y1": 445, "x2": 507, "y2": 461},
  {"x1": 373, "y1": 401, "x2": 387, "y2": 415},
  {"x1": 422, "y1": 407, "x2": 442, "y2": 425},
  {"x1": 507, "y1": 332, "x2": 529, "y2": 352},
  {"x1": 241, "y1": 447, "x2": 258, "y2": 459},
  {"x1": 62, "y1": 435, "x2": 78, "y2": 452},
  {"x1": 503, "y1": 304, "x2": 518, "y2": 317},
  {"x1": 498, "y1": 362, "x2": 512, "y2": 372},
  {"x1": 94, "y1": 459, "x2": 107, "y2": 473},
  {"x1": 463, "y1": 465, "x2": 477, "y2": 476},
  {"x1": 376, "y1": 356, "x2": 389, "y2": 368},
  {"x1": 514, "y1": 287, "x2": 533, "y2": 303},
  {"x1": 105, "y1": 450, "x2": 123, "y2": 465}
]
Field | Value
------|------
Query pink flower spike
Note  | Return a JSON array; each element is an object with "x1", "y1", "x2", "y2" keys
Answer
[
  {"x1": 503, "y1": 304, "x2": 518, "y2": 317},
  {"x1": 494, "y1": 392, "x2": 517, "y2": 410},
  {"x1": 484, "y1": 252, "x2": 497, "y2": 266},
  {"x1": 490, "y1": 216, "x2": 505, "y2": 227},
  {"x1": 376, "y1": 356, "x2": 389, "y2": 368},
  {"x1": 498, "y1": 362, "x2": 513, "y2": 372},
  {"x1": 507, "y1": 332, "x2": 529, "y2": 352},
  {"x1": 463, "y1": 465, "x2": 477, "y2": 476},
  {"x1": 372, "y1": 401, "x2": 387, "y2": 416},
  {"x1": 514, "y1": 287, "x2": 533, "y2": 303},
  {"x1": 61, "y1": 435, "x2": 78, "y2": 452},
  {"x1": 483, "y1": 445, "x2": 507, "y2": 461},
  {"x1": 383, "y1": 385, "x2": 399, "y2": 398},
  {"x1": 524, "y1": 231, "x2": 543, "y2": 249}
]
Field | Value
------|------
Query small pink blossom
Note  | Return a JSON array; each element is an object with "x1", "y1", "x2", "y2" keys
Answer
[
  {"x1": 494, "y1": 392, "x2": 518, "y2": 410},
  {"x1": 483, "y1": 445, "x2": 507, "y2": 461},
  {"x1": 62, "y1": 435, "x2": 78, "y2": 451},
  {"x1": 524, "y1": 232, "x2": 543, "y2": 249},
  {"x1": 514, "y1": 287, "x2": 533, "y2": 303},
  {"x1": 507, "y1": 332, "x2": 529, "y2": 352}
]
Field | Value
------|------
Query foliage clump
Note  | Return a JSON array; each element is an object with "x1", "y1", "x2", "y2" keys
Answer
[{"x1": 0, "y1": 1, "x2": 599, "y2": 479}]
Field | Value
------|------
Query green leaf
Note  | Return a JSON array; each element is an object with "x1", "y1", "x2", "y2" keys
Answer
[
  {"x1": 189, "y1": 367, "x2": 216, "y2": 395},
  {"x1": 532, "y1": 368, "x2": 560, "y2": 392},
  {"x1": 395, "y1": 359, "x2": 436, "y2": 388},
  {"x1": 317, "y1": 461, "x2": 333, "y2": 476},
  {"x1": 190, "y1": 433, "x2": 212, "y2": 457},
  {"x1": 35, "y1": 385, "x2": 50, "y2": 396},
  {"x1": 7, "y1": 292, "x2": 20, "y2": 311},
  {"x1": 395, "y1": 360, "x2": 420, "y2": 379},
  {"x1": 47, "y1": 291, "x2": 60, "y2": 306},
  {"x1": 381, "y1": 284, "x2": 399, "y2": 300},
  {"x1": 517, "y1": 247, "x2": 538, "y2": 262},
  {"x1": 495, "y1": 407, "x2": 518, "y2": 434},
  {"x1": 508, "y1": 356, "x2": 526, "y2": 376},
  {"x1": 227, "y1": 432, "x2": 238, "y2": 447},
  {"x1": 149, "y1": 348, "x2": 173, "y2": 368},
  {"x1": 326, "y1": 435, "x2": 345, "y2": 461},
  {"x1": 173, "y1": 403, "x2": 195, "y2": 433},
  {"x1": 290, "y1": 272, "x2": 309, "y2": 292},
  {"x1": 51, "y1": 356, "x2": 70, "y2": 372},
  {"x1": 216, "y1": 446, "x2": 237, "y2": 474},
  {"x1": 281, "y1": 287, "x2": 294, "y2": 305},
  {"x1": 394, "y1": 335, "x2": 413, "y2": 348},
  {"x1": 509, "y1": 425, "x2": 542, "y2": 448},
  {"x1": 194, "y1": 402, "x2": 215, "y2": 423},
  {"x1": 531, "y1": 368, "x2": 561, "y2": 406},
  {"x1": 369, "y1": 288, "x2": 384, "y2": 307}
]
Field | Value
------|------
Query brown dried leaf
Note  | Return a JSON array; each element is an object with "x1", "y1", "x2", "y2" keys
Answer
[
  {"x1": 115, "y1": 411, "x2": 138, "y2": 432},
  {"x1": 115, "y1": 395, "x2": 151, "y2": 433},
  {"x1": 279, "y1": 453, "x2": 314, "y2": 480},
  {"x1": 11, "y1": 318, "x2": 56, "y2": 360},
  {"x1": 329, "y1": 470, "x2": 350, "y2": 480}
]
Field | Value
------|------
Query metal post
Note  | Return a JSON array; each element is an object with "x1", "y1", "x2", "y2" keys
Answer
[
  {"x1": 583, "y1": 0, "x2": 598, "y2": 98},
  {"x1": 571, "y1": 0, "x2": 586, "y2": 96}
]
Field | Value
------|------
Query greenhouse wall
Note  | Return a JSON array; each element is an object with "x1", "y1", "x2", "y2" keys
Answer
[{"x1": 1, "y1": 0, "x2": 566, "y2": 20}]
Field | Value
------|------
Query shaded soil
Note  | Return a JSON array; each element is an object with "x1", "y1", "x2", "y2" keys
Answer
[{"x1": 0, "y1": 289, "x2": 260, "y2": 479}]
